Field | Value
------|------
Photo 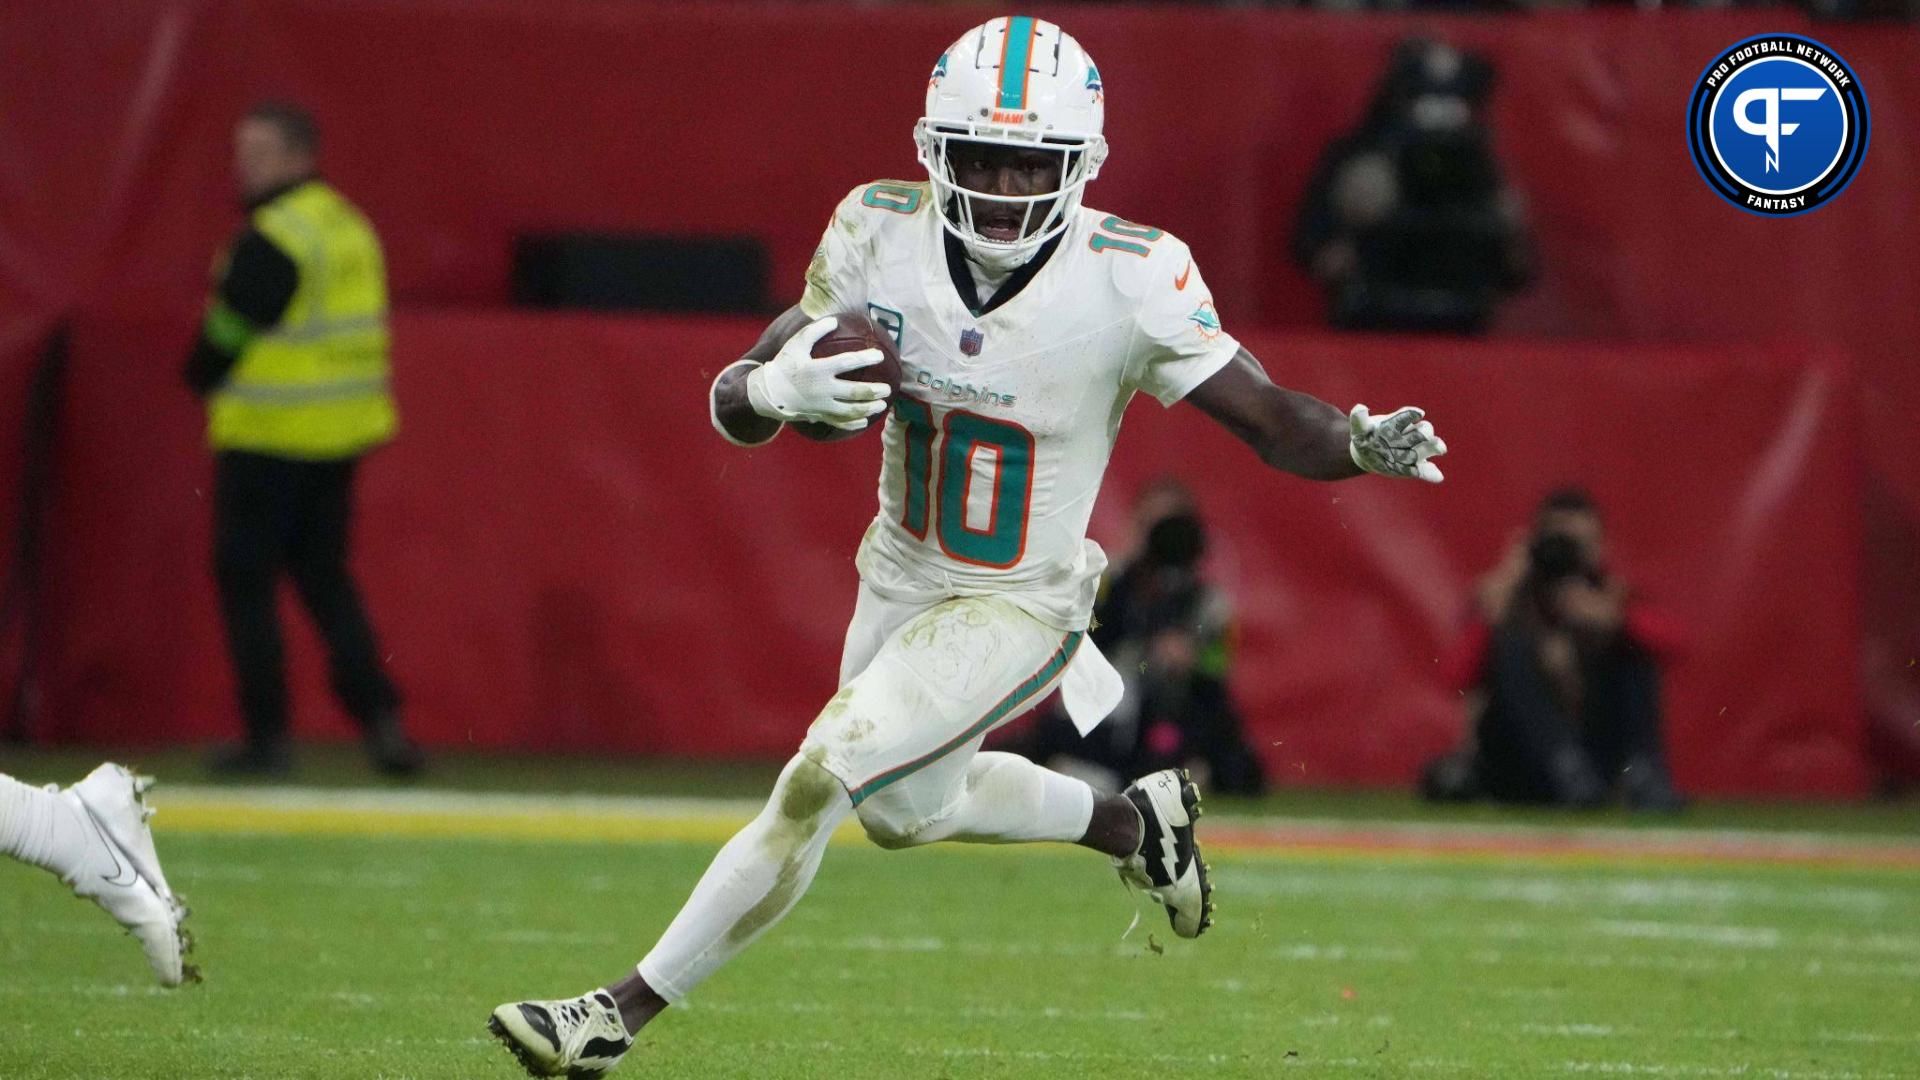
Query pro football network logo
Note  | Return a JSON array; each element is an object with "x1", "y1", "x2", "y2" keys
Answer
[{"x1": 1687, "y1": 34, "x2": 1869, "y2": 217}]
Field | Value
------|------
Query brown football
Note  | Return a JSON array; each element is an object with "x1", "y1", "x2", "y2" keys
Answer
[{"x1": 792, "y1": 312, "x2": 903, "y2": 442}]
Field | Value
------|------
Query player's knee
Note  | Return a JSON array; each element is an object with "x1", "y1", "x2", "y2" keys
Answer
[
  {"x1": 773, "y1": 750, "x2": 844, "y2": 834},
  {"x1": 854, "y1": 800, "x2": 923, "y2": 851}
]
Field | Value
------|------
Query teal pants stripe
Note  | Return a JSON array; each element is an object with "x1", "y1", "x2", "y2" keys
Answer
[{"x1": 849, "y1": 629, "x2": 1083, "y2": 806}]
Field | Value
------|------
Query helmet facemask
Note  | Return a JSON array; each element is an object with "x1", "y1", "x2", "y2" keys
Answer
[{"x1": 915, "y1": 119, "x2": 1106, "y2": 273}]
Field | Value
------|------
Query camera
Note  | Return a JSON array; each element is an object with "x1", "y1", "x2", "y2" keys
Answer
[{"x1": 1527, "y1": 532, "x2": 1587, "y2": 584}]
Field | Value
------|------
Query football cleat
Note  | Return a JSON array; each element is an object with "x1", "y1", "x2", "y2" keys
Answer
[
  {"x1": 64, "y1": 764, "x2": 197, "y2": 987},
  {"x1": 1113, "y1": 768, "x2": 1214, "y2": 939},
  {"x1": 488, "y1": 991, "x2": 633, "y2": 1078}
]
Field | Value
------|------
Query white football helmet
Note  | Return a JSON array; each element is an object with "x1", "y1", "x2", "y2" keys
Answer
[{"x1": 915, "y1": 17, "x2": 1108, "y2": 272}]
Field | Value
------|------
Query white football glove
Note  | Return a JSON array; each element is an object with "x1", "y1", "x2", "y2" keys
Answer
[
  {"x1": 746, "y1": 316, "x2": 891, "y2": 431},
  {"x1": 1349, "y1": 403, "x2": 1447, "y2": 483}
]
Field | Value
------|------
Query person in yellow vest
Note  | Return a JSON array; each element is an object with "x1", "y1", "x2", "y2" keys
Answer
[{"x1": 184, "y1": 101, "x2": 422, "y2": 777}]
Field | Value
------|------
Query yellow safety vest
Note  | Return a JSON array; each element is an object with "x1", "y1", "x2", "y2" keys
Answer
[{"x1": 208, "y1": 180, "x2": 398, "y2": 459}]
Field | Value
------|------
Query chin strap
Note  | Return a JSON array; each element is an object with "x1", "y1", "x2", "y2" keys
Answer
[{"x1": 966, "y1": 246, "x2": 1031, "y2": 278}]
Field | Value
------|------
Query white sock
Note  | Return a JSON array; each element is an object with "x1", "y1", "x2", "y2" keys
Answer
[
  {"x1": 636, "y1": 754, "x2": 851, "y2": 1003},
  {"x1": 0, "y1": 773, "x2": 91, "y2": 879},
  {"x1": 910, "y1": 752, "x2": 1095, "y2": 845}
]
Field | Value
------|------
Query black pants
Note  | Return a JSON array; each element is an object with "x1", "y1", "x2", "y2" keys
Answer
[
  {"x1": 1010, "y1": 676, "x2": 1268, "y2": 797},
  {"x1": 1439, "y1": 626, "x2": 1673, "y2": 807},
  {"x1": 213, "y1": 451, "x2": 399, "y2": 746}
]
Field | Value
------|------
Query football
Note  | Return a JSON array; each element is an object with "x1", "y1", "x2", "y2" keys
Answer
[{"x1": 791, "y1": 312, "x2": 903, "y2": 442}]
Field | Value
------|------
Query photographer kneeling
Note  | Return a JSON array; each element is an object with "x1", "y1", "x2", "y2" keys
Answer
[{"x1": 1424, "y1": 490, "x2": 1685, "y2": 812}]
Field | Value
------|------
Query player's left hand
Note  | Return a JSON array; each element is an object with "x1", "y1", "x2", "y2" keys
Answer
[{"x1": 1348, "y1": 404, "x2": 1447, "y2": 483}]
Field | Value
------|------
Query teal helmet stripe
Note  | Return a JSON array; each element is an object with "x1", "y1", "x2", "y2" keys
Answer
[{"x1": 997, "y1": 15, "x2": 1037, "y2": 110}]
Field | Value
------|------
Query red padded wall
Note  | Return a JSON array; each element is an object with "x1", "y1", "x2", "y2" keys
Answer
[
  {"x1": 2, "y1": 3, "x2": 1910, "y2": 791},
  {"x1": 3, "y1": 5, "x2": 1913, "y2": 342},
  {"x1": 35, "y1": 312, "x2": 1866, "y2": 796}
]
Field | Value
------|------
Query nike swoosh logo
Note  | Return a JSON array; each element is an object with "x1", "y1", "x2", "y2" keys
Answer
[
  {"x1": 1174, "y1": 261, "x2": 1192, "y2": 291},
  {"x1": 82, "y1": 807, "x2": 140, "y2": 888}
]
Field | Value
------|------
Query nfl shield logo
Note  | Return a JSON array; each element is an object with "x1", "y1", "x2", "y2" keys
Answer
[{"x1": 959, "y1": 328, "x2": 984, "y2": 356}]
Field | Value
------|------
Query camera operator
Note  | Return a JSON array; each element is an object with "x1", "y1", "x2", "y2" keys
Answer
[
  {"x1": 1007, "y1": 486, "x2": 1266, "y2": 796},
  {"x1": 1293, "y1": 38, "x2": 1533, "y2": 335},
  {"x1": 1423, "y1": 489, "x2": 1685, "y2": 811}
]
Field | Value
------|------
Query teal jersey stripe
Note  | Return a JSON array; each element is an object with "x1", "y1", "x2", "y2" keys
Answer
[
  {"x1": 850, "y1": 630, "x2": 1082, "y2": 806},
  {"x1": 997, "y1": 16, "x2": 1036, "y2": 110}
]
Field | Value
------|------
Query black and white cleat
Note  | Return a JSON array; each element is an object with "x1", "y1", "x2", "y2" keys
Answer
[
  {"x1": 488, "y1": 990, "x2": 633, "y2": 1078},
  {"x1": 1113, "y1": 768, "x2": 1214, "y2": 939}
]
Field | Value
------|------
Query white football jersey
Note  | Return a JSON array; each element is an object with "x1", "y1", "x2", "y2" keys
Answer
[{"x1": 800, "y1": 180, "x2": 1240, "y2": 631}]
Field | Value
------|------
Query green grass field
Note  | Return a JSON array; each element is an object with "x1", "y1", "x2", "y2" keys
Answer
[{"x1": 2, "y1": 761, "x2": 1917, "y2": 1078}]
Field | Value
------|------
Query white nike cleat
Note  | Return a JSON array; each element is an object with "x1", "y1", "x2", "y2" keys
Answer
[
  {"x1": 489, "y1": 990, "x2": 634, "y2": 1078},
  {"x1": 1113, "y1": 768, "x2": 1214, "y2": 939},
  {"x1": 63, "y1": 764, "x2": 196, "y2": 987}
]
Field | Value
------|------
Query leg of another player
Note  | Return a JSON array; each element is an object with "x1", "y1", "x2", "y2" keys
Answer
[
  {"x1": 0, "y1": 766, "x2": 192, "y2": 987},
  {"x1": 0, "y1": 771, "x2": 89, "y2": 879}
]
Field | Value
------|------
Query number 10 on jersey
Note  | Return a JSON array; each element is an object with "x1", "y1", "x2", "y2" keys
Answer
[{"x1": 893, "y1": 397, "x2": 1034, "y2": 569}]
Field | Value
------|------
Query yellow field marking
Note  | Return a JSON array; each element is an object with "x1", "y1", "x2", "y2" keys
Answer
[
  {"x1": 160, "y1": 802, "x2": 755, "y2": 845},
  {"x1": 148, "y1": 786, "x2": 1920, "y2": 872},
  {"x1": 153, "y1": 789, "x2": 864, "y2": 847}
]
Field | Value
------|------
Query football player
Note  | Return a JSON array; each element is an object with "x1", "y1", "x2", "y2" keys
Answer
[
  {"x1": 491, "y1": 16, "x2": 1444, "y2": 1076},
  {"x1": 0, "y1": 764, "x2": 195, "y2": 986}
]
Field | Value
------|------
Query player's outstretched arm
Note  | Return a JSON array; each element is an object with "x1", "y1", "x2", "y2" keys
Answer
[
  {"x1": 1186, "y1": 349, "x2": 1360, "y2": 480},
  {"x1": 1185, "y1": 348, "x2": 1446, "y2": 483}
]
